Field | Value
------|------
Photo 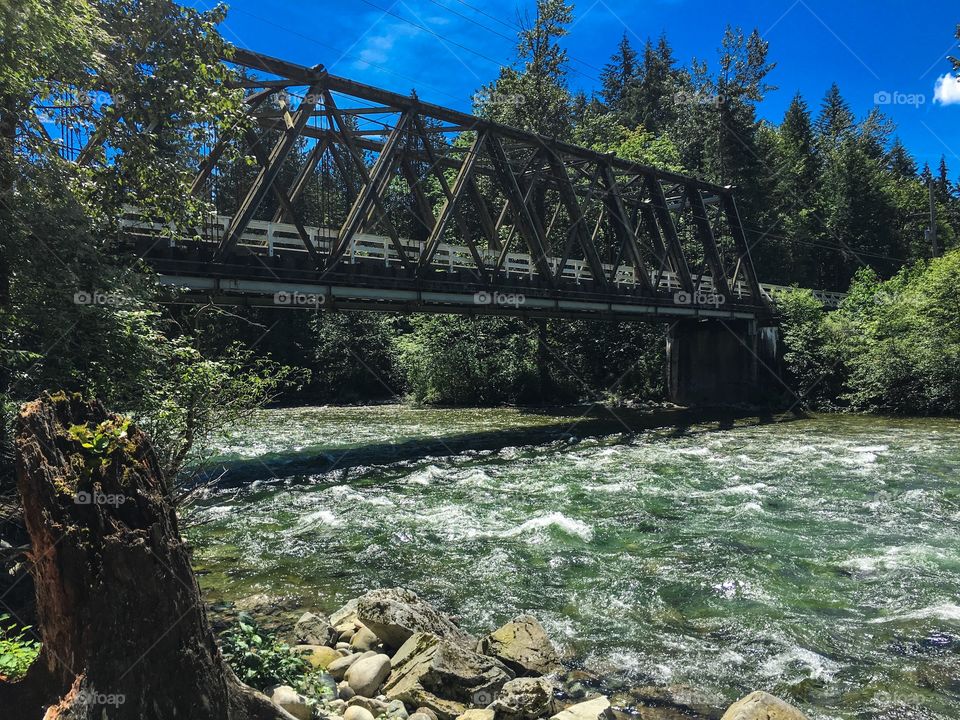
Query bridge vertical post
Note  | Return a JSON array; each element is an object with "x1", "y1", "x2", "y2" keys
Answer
[{"x1": 666, "y1": 320, "x2": 784, "y2": 407}]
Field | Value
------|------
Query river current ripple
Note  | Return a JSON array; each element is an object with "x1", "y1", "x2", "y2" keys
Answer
[{"x1": 191, "y1": 407, "x2": 960, "y2": 720}]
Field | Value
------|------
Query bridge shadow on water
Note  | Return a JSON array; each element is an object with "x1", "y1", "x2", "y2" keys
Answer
[{"x1": 199, "y1": 405, "x2": 811, "y2": 488}]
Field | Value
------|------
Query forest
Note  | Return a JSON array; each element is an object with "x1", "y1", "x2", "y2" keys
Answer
[{"x1": 2, "y1": 0, "x2": 960, "y2": 490}]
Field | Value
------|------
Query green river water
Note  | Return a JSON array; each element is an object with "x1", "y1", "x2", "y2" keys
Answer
[{"x1": 190, "y1": 406, "x2": 960, "y2": 720}]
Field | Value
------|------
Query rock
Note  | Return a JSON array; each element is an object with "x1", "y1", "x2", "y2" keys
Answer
[
  {"x1": 352, "y1": 626, "x2": 382, "y2": 651},
  {"x1": 346, "y1": 653, "x2": 393, "y2": 697},
  {"x1": 329, "y1": 653, "x2": 365, "y2": 680},
  {"x1": 416, "y1": 708, "x2": 440, "y2": 720},
  {"x1": 357, "y1": 588, "x2": 477, "y2": 650},
  {"x1": 348, "y1": 696, "x2": 391, "y2": 715},
  {"x1": 479, "y1": 616, "x2": 560, "y2": 676},
  {"x1": 550, "y1": 696, "x2": 613, "y2": 720},
  {"x1": 339, "y1": 681, "x2": 356, "y2": 700},
  {"x1": 295, "y1": 611, "x2": 338, "y2": 646},
  {"x1": 327, "y1": 699, "x2": 348, "y2": 714},
  {"x1": 386, "y1": 699, "x2": 410, "y2": 719},
  {"x1": 456, "y1": 711, "x2": 495, "y2": 720},
  {"x1": 269, "y1": 685, "x2": 313, "y2": 720},
  {"x1": 383, "y1": 632, "x2": 514, "y2": 720},
  {"x1": 489, "y1": 677, "x2": 557, "y2": 720},
  {"x1": 332, "y1": 598, "x2": 361, "y2": 626},
  {"x1": 630, "y1": 685, "x2": 721, "y2": 717},
  {"x1": 296, "y1": 644, "x2": 343, "y2": 669},
  {"x1": 337, "y1": 642, "x2": 354, "y2": 651},
  {"x1": 344, "y1": 706, "x2": 376, "y2": 720},
  {"x1": 341, "y1": 627, "x2": 358, "y2": 643},
  {"x1": 720, "y1": 692, "x2": 809, "y2": 720},
  {"x1": 409, "y1": 714, "x2": 434, "y2": 720}
]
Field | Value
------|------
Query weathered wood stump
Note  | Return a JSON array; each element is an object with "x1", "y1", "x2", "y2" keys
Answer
[{"x1": 1, "y1": 393, "x2": 292, "y2": 719}]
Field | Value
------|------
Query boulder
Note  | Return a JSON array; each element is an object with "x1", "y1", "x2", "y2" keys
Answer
[
  {"x1": 295, "y1": 611, "x2": 338, "y2": 646},
  {"x1": 456, "y1": 711, "x2": 495, "y2": 720},
  {"x1": 720, "y1": 692, "x2": 809, "y2": 720},
  {"x1": 352, "y1": 626, "x2": 382, "y2": 651},
  {"x1": 357, "y1": 588, "x2": 477, "y2": 649},
  {"x1": 416, "y1": 708, "x2": 440, "y2": 720},
  {"x1": 383, "y1": 632, "x2": 514, "y2": 720},
  {"x1": 296, "y1": 643, "x2": 342, "y2": 669},
  {"x1": 332, "y1": 598, "x2": 361, "y2": 626},
  {"x1": 269, "y1": 685, "x2": 313, "y2": 720},
  {"x1": 479, "y1": 615, "x2": 560, "y2": 676},
  {"x1": 329, "y1": 654, "x2": 363, "y2": 680},
  {"x1": 488, "y1": 677, "x2": 557, "y2": 720},
  {"x1": 348, "y1": 696, "x2": 392, "y2": 715},
  {"x1": 346, "y1": 653, "x2": 393, "y2": 697},
  {"x1": 344, "y1": 706, "x2": 376, "y2": 720},
  {"x1": 410, "y1": 714, "x2": 435, "y2": 720},
  {"x1": 550, "y1": 696, "x2": 612, "y2": 720},
  {"x1": 339, "y1": 681, "x2": 356, "y2": 700}
]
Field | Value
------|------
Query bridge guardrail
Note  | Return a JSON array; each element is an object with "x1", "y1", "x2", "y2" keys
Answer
[{"x1": 120, "y1": 208, "x2": 844, "y2": 309}]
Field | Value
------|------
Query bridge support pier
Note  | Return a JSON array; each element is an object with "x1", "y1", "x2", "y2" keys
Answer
[{"x1": 666, "y1": 320, "x2": 782, "y2": 407}]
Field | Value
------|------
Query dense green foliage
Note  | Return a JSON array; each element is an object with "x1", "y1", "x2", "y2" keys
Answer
[
  {"x1": 220, "y1": 615, "x2": 330, "y2": 700},
  {"x1": 0, "y1": 0, "x2": 300, "y2": 492},
  {"x1": 0, "y1": 613, "x2": 40, "y2": 680},
  {"x1": 779, "y1": 250, "x2": 960, "y2": 414}
]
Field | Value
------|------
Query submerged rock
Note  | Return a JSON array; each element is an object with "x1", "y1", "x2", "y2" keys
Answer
[
  {"x1": 357, "y1": 588, "x2": 477, "y2": 649},
  {"x1": 479, "y1": 615, "x2": 561, "y2": 676},
  {"x1": 488, "y1": 677, "x2": 558, "y2": 719},
  {"x1": 720, "y1": 692, "x2": 809, "y2": 720},
  {"x1": 383, "y1": 632, "x2": 514, "y2": 720}
]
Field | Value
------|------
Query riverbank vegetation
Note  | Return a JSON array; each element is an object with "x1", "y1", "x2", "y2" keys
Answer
[{"x1": 779, "y1": 247, "x2": 960, "y2": 415}]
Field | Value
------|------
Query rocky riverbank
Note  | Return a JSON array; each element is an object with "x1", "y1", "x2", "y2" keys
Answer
[{"x1": 215, "y1": 588, "x2": 812, "y2": 720}]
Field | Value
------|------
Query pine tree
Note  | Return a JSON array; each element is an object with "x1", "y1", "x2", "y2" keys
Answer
[
  {"x1": 887, "y1": 138, "x2": 917, "y2": 178},
  {"x1": 600, "y1": 33, "x2": 638, "y2": 114},
  {"x1": 814, "y1": 83, "x2": 855, "y2": 148}
]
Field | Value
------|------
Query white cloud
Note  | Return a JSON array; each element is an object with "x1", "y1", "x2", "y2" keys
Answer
[{"x1": 933, "y1": 72, "x2": 960, "y2": 106}]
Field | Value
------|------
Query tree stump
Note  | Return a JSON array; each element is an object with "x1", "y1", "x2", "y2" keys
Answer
[{"x1": 1, "y1": 393, "x2": 292, "y2": 719}]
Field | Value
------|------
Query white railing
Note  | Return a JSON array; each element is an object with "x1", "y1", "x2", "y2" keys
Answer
[{"x1": 120, "y1": 209, "x2": 845, "y2": 309}]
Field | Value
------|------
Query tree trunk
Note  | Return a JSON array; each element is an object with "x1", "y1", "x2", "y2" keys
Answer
[{"x1": 1, "y1": 393, "x2": 292, "y2": 720}]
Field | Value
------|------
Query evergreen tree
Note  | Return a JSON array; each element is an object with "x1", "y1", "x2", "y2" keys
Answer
[
  {"x1": 814, "y1": 83, "x2": 855, "y2": 148},
  {"x1": 600, "y1": 33, "x2": 639, "y2": 114}
]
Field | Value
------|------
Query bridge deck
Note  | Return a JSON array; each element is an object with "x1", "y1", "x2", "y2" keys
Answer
[{"x1": 122, "y1": 210, "x2": 845, "y2": 322}]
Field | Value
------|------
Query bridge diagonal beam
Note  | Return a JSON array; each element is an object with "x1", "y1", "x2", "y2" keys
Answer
[
  {"x1": 638, "y1": 203, "x2": 672, "y2": 291},
  {"x1": 485, "y1": 136, "x2": 555, "y2": 286},
  {"x1": 399, "y1": 159, "x2": 437, "y2": 236},
  {"x1": 412, "y1": 122, "x2": 489, "y2": 282},
  {"x1": 601, "y1": 165, "x2": 655, "y2": 295},
  {"x1": 273, "y1": 138, "x2": 329, "y2": 223},
  {"x1": 645, "y1": 176, "x2": 694, "y2": 294},
  {"x1": 239, "y1": 127, "x2": 321, "y2": 264},
  {"x1": 543, "y1": 151, "x2": 608, "y2": 288},
  {"x1": 216, "y1": 80, "x2": 325, "y2": 260},
  {"x1": 467, "y1": 177, "x2": 501, "y2": 253},
  {"x1": 686, "y1": 183, "x2": 731, "y2": 299},
  {"x1": 721, "y1": 193, "x2": 764, "y2": 305},
  {"x1": 325, "y1": 94, "x2": 412, "y2": 270}
]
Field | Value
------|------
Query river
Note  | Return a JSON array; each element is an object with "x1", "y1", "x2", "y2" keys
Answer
[{"x1": 189, "y1": 405, "x2": 960, "y2": 720}]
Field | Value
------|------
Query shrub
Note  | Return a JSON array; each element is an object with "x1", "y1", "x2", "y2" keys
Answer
[{"x1": 0, "y1": 613, "x2": 40, "y2": 681}]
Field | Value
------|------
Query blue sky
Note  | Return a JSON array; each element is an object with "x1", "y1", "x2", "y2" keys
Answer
[{"x1": 194, "y1": 0, "x2": 960, "y2": 173}]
